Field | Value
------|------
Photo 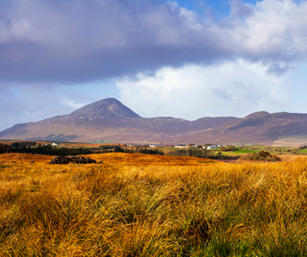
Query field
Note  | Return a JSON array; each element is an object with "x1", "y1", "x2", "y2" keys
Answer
[
  {"x1": 1, "y1": 152, "x2": 307, "y2": 256},
  {"x1": 220, "y1": 149, "x2": 257, "y2": 156}
]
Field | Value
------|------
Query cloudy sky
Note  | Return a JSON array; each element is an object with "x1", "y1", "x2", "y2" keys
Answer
[{"x1": 1, "y1": 0, "x2": 307, "y2": 131}]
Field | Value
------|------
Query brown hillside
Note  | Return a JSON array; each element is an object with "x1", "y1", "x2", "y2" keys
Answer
[{"x1": 1, "y1": 98, "x2": 307, "y2": 145}]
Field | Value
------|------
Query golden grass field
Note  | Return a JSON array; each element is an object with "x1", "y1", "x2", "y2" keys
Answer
[{"x1": 1, "y1": 152, "x2": 307, "y2": 256}]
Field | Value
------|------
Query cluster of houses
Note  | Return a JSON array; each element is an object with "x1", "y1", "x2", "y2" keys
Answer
[
  {"x1": 126, "y1": 143, "x2": 157, "y2": 148},
  {"x1": 45, "y1": 142, "x2": 60, "y2": 146},
  {"x1": 175, "y1": 144, "x2": 222, "y2": 149},
  {"x1": 125, "y1": 143, "x2": 222, "y2": 149},
  {"x1": 205, "y1": 145, "x2": 221, "y2": 149}
]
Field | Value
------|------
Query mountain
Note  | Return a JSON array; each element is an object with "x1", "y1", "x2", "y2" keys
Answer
[
  {"x1": 1, "y1": 98, "x2": 307, "y2": 146},
  {"x1": 0, "y1": 98, "x2": 237, "y2": 143},
  {"x1": 64, "y1": 98, "x2": 141, "y2": 120},
  {"x1": 176, "y1": 111, "x2": 307, "y2": 146}
]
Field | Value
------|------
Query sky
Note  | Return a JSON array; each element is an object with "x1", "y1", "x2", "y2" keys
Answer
[{"x1": 1, "y1": 0, "x2": 307, "y2": 131}]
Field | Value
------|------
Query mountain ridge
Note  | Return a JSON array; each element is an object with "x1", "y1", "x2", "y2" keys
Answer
[{"x1": 1, "y1": 98, "x2": 307, "y2": 146}]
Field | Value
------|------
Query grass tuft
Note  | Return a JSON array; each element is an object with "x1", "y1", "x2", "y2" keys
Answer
[{"x1": 0, "y1": 152, "x2": 307, "y2": 255}]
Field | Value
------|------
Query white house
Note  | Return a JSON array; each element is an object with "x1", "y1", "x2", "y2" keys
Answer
[
  {"x1": 52, "y1": 142, "x2": 60, "y2": 146},
  {"x1": 207, "y1": 145, "x2": 218, "y2": 150},
  {"x1": 149, "y1": 144, "x2": 157, "y2": 148}
]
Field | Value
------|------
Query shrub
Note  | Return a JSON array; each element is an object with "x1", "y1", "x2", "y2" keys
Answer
[
  {"x1": 240, "y1": 151, "x2": 281, "y2": 162},
  {"x1": 220, "y1": 145, "x2": 238, "y2": 151}
]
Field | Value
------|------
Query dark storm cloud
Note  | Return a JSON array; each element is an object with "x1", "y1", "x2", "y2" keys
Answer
[
  {"x1": 0, "y1": 0, "x2": 303, "y2": 85},
  {"x1": 0, "y1": 0, "x2": 306, "y2": 84},
  {"x1": 0, "y1": 0, "x2": 226, "y2": 84}
]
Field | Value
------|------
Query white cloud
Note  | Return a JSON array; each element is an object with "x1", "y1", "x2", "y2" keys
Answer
[
  {"x1": 218, "y1": 0, "x2": 307, "y2": 60},
  {"x1": 60, "y1": 99, "x2": 84, "y2": 109},
  {"x1": 2, "y1": 0, "x2": 307, "y2": 130},
  {"x1": 116, "y1": 60, "x2": 294, "y2": 120},
  {"x1": 115, "y1": 0, "x2": 307, "y2": 120},
  {"x1": 2, "y1": 0, "x2": 307, "y2": 85}
]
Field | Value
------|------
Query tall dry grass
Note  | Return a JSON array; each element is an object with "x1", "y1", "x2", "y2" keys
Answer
[{"x1": 0, "y1": 153, "x2": 307, "y2": 256}]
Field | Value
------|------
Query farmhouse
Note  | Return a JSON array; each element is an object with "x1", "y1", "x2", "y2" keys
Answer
[
  {"x1": 52, "y1": 142, "x2": 60, "y2": 146},
  {"x1": 126, "y1": 143, "x2": 137, "y2": 147},
  {"x1": 187, "y1": 144, "x2": 197, "y2": 148},
  {"x1": 175, "y1": 144, "x2": 187, "y2": 148},
  {"x1": 206, "y1": 145, "x2": 219, "y2": 150}
]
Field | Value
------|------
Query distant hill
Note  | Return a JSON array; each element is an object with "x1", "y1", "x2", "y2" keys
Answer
[
  {"x1": 176, "y1": 111, "x2": 307, "y2": 146},
  {"x1": 1, "y1": 98, "x2": 307, "y2": 146}
]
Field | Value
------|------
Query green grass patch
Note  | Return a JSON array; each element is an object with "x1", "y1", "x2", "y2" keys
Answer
[
  {"x1": 220, "y1": 151, "x2": 235, "y2": 156},
  {"x1": 160, "y1": 147, "x2": 177, "y2": 151},
  {"x1": 235, "y1": 149, "x2": 257, "y2": 154},
  {"x1": 220, "y1": 149, "x2": 256, "y2": 155}
]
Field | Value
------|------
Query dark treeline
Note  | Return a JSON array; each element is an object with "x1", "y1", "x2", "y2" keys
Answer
[
  {"x1": 9, "y1": 143, "x2": 164, "y2": 156},
  {"x1": 168, "y1": 148, "x2": 239, "y2": 160},
  {"x1": 11, "y1": 141, "x2": 37, "y2": 148},
  {"x1": 113, "y1": 144, "x2": 164, "y2": 155},
  {"x1": 0, "y1": 144, "x2": 10, "y2": 154},
  {"x1": 10, "y1": 144, "x2": 93, "y2": 156},
  {"x1": 99, "y1": 145, "x2": 116, "y2": 151},
  {"x1": 139, "y1": 148, "x2": 164, "y2": 155}
]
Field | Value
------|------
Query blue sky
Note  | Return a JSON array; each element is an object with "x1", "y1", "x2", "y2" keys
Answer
[
  {"x1": 159, "y1": 0, "x2": 258, "y2": 18},
  {"x1": 160, "y1": 0, "x2": 231, "y2": 18},
  {"x1": 1, "y1": 0, "x2": 307, "y2": 130}
]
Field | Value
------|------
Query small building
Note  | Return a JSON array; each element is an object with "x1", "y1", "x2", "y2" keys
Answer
[
  {"x1": 149, "y1": 144, "x2": 156, "y2": 148},
  {"x1": 187, "y1": 144, "x2": 197, "y2": 148},
  {"x1": 206, "y1": 145, "x2": 218, "y2": 150},
  {"x1": 52, "y1": 142, "x2": 60, "y2": 146},
  {"x1": 175, "y1": 144, "x2": 187, "y2": 148}
]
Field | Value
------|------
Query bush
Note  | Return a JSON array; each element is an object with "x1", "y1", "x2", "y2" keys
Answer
[
  {"x1": 114, "y1": 144, "x2": 124, "y2": 152},
  {"x1": 220, "y1": 145, "x2": 238, "y2": 151},
  {"x1": 240, "y1": 151, "x2": 281, "y2": 162},
  {"x1": 168, "y1": 148, "x2": 239, "y2": 160},
  {"x1": 99, "y1": 145, "x2": 115, "y2": 150}
]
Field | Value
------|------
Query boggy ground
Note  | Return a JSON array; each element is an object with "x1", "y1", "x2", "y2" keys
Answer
[{"x1": 1, "y1": 153, "x2": 307, "y2": 256}]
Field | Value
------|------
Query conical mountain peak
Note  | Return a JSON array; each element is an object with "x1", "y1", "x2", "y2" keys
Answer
[{"x1": 68, "y1": 98, "x2": 141, "y2": 120}]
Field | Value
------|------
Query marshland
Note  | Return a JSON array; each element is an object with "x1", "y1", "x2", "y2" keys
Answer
[{"x1": 1, "y1": 152, "x2": 307, "y2": 256}]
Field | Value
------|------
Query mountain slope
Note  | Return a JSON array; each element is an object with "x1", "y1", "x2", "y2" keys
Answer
[
  {"x1": 0, "y1": 98, "x2": 238, "y2": 142},
  {"x1": 1, "y1": 98, "x2": 307, "y2": 145},
  {"x1": 176, "y1": 111, "x2": 307, "y2": 145},
  {"x1": 65, "y1": 98, "x2": 141, "y2": 121}
]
